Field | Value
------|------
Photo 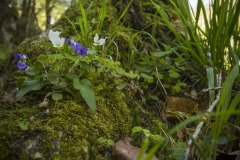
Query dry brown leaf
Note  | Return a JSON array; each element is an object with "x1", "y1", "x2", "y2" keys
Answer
[
  {"x1": 38, "y1": 98, "x2": 49, "y2": 107},
  {"x1": 165, "y1": 96, "x2": 198, "y2": 119},
  {"x1": 176, "y1": 128, "x2": 185, "y2": 139}
]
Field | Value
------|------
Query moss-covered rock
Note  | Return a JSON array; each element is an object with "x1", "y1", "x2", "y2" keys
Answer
[
  {"x1": 0, "y1": 0, "x2": 176, "y2": 159},
  {"x1": 0, "y1": 74, "x2": 133, "y2": 159}
]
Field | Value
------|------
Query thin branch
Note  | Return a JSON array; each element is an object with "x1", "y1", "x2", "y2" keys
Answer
[
  {"x1": 184, "y1": 71, "x2": 222, "y2": 160},
  {"x1": 202, "y1": 87, "x2": 222, "y2": 92},
  {"x1": 156, "y1": 67, "x2": 167, "y2": 96}
]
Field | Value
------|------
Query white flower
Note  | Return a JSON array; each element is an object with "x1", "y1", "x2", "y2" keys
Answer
[
  {"x1": 93, "y1": 33, "x2": 106, "y2": 46},
  {"x1": 48, "y1": 29, "x2": 65, "y2": 48}
]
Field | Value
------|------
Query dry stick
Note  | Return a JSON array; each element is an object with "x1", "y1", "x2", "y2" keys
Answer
[
  {"x1": 184, "y1": 71, "x2": 222, "y2": 160},
  {"x1": 155, "y1": 67, "x2": 167, "y2": 96}
]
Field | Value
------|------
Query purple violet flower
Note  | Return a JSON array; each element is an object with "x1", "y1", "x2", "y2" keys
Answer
[
  {"x1": 65, "y1": 38, "x2": 74, "y2": 44},
  {"x1": 13, "y1": 54, "x2": 28, "y2": 70},
  {"x1": 65, "y1": 38, "x2": 88, "y2": 57},
  {"x1": 41, "y1": 109, "x2": 49, "y2": 117}
]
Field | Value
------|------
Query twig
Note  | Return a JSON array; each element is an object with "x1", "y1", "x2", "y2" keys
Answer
[
  {"x1": 202, "y1": 87, "x2": 222, "y2": 92},
  {"x1": 184, "y1": 71, "x2": 222, "y2": 160},
  {"x1": 156, "y1": 67, "x2": 167, "y2": 96},
  {"x1": 131, "y1": 95, "x2": 146, "y2": 113}
]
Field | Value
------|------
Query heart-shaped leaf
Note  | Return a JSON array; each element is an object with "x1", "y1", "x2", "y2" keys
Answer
[
  {"x1": 15, "y1": 79, "x2": 49, "y2": 101},
  {"x1": 25, "y1": 67, "x2": 41, "y2": 76},
  {"x1": 37, "y1": 54, "x2": 47, "y2": 63},
  {"x1": 73, "y1": 79, "x2": 96, "y2": 113}
]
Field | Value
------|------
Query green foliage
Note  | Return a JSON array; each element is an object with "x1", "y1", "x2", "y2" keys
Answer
[
  {"x1": 137, "y1": 138, "x2": 165, "y2": 160},
  {"x1": 148, "y1": 0, "x2": 240, "y2": 159},
  {"x1": 97, "y1": 137, "x2": 114, "y2": 146},
  {"x1": 15, "y1": 43, "x2": 98, "y2": 112},
  {"x1": 132, "y1": 126, "x2": 165, "y2": 142},
  {"x1": 73, "y1": 79, "x2": 96, "y2": 113},
  {"x1": 18, "y1": 122, "x2": 29, "y2": 131},
  {"x1": 8, "y1": 0, "x2": 240, "y2": 159}
]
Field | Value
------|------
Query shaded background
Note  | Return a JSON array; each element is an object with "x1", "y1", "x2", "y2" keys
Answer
[
  {"x1": 0, "y1": 0, "x2": 74, "y2": 61},
  {"x1": 0, "y1": 0, "x2": 210, "y2": 61}
]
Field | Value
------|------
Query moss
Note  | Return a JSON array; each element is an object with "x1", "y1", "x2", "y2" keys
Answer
[
  {"x1": 0, "y1": 73, "x2": 133, "y2": 159},
  {"x1": 0, "y1": 0, "x2": 182, "y2": 159}
]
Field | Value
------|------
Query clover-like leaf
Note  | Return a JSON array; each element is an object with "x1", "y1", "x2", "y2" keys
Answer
[
  {"x1": 18, "y1": 122, "x2": 29, "y2": 131},
  {"x1": 47, "y1": 73, "x2": 59, "y2": 84},
  {"x1": 52, "y1": 92, "x2": 63, "y2": 101},
  {"x1": 37, "y1": 54, "x2": 48, "y2": 63},
  {"x1": 33, "y1": 61, "x2": 43, "y2": 70},
  {"x1": 132, "y1": 126, "x2": 143, "y2": 135}
]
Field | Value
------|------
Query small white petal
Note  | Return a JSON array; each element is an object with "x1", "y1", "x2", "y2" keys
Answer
[
  {"x1": 98, "y1": 38, "x2": 105, "y2": 45},
  {"x1": 93, "y1": 42, "x2": 98, "y2": 46},
  {"x1": 94, "y1": 33, "x2": 99, "y2": 42},
  {"x1": 48, "y1": 29, "x2": 61, "y2": 41},
  {"x1": 52, "y1": 37, "x2": 65, "y2": 48}
]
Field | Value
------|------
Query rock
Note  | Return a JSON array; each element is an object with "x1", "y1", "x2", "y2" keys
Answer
[{"x1": 112, "y1": 137, "x2": 159, "y2": 160}]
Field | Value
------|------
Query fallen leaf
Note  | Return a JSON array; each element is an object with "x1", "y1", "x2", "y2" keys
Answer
[
  {"x1": 165, "y1": 96, "x2": 198, "y2": 119},
  {"x1": 38, "y1": 97, "x2": 49, "y2": 107}
]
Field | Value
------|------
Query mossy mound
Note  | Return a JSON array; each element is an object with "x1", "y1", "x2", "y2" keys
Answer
[
  {"x1": 0, "y1": 72, "x2": 133, "y2": 159},
  {"x1": 0, "y1": 0, "x2": 177, "y2": 159}
]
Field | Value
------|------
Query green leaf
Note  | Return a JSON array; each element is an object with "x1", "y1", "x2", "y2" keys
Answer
[
  {"x1": 25, "y1": 67, "x2": 40, "y2": 76},
  {"x1": 37, "y1": 54, "x2": 47, "y2": 63},
  {"x1": 169, "y1": 70, "x2": 180, "y2": 78},
  {"x1": 52, "y1": 80, "x2": 67, "y2": 89},
  {"x1": 73, "y1": 79, "x2": 97, "y2": 113},
  {"x1": 15, "y1": 79, "x2": 49, "y2": 101},
  {"x1": 98, "y1": 137, "x2": 106, "y2": 143},
  {"x1": 33, "y1": 61, "x2": 43, "y2": 70},
  {"x1": 52, "y1": 92, "x2": 63, "y2": 101},
  {"x1": 143, "y1": 129, "x2": 151, "y2": 137},
  {"x1": 132, "y1": 126, "x2": 143, "y2": 135},
  {"x1": 55, "y1": 54, "x2": 65, "y2": 59},
  {"x1": 228, "y1": 134, "x2": 238, "y2": 141},
  {"x1": 140, "y1": 73, "x2": 154, "y2": 80},
  {"x1": 206, "y1": 67, "x2": 215, "y2": 100},
  {"x1": 66, "y1": 73, "x2": 79, "y2": 80},
  {"x1": 107, "y1": 139, "x2": 114, "y2": 146},
  {"x1": 64, "y1": 87, "x2": 74, "y2": 96},
  {"x1": 217, "y1": 133, "x2": 228, "y2": 144},
  {"x1": 97, "y1": 137, "x2": 106, "y2": 143},
  {"x1": 149, "y1": 134, "x2": 161, "y2": 141},
  {"x1": 153, "y1": 47, "x2": 177, "y2": 57},
  {"x1": 139, "y1": 67, "x2": 152, "y2": 73},
  {"x1": 116, "y1": 83, "x2": 127, "y2": 90},
  {"x1": 47, "y1": 73, "x2": 59, "y2": 84},
  {"x1": 80, "y1": 61, "x2": 92, "y2": 70},
  {"x1": 16, "y1": 77, "x2": 27, "y2": 88},
  {"x1": 171, "y1": 85, "x2": 181, "y2": 94},
  {"x1": 18, "y1": 122, "x2": 29, "y2": 131},
  {"x1": 64, "y1": 52, "x2": 79, "y2": 61},
  {"x1": 87, "y1": 49, "x2": 97, "y2": 54},
  {"x1": 48, "y1": 55, "x2": 56, "y2": 62},
  {"x1": 173, "y1": 139, "x2": 186, "y2": 160},
  {"x1": 45, "y1": 92, "x2": 53, "y2": 97},
  {"x1": 149, "y1": 95, "x2": 159, "y2": 101}
]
